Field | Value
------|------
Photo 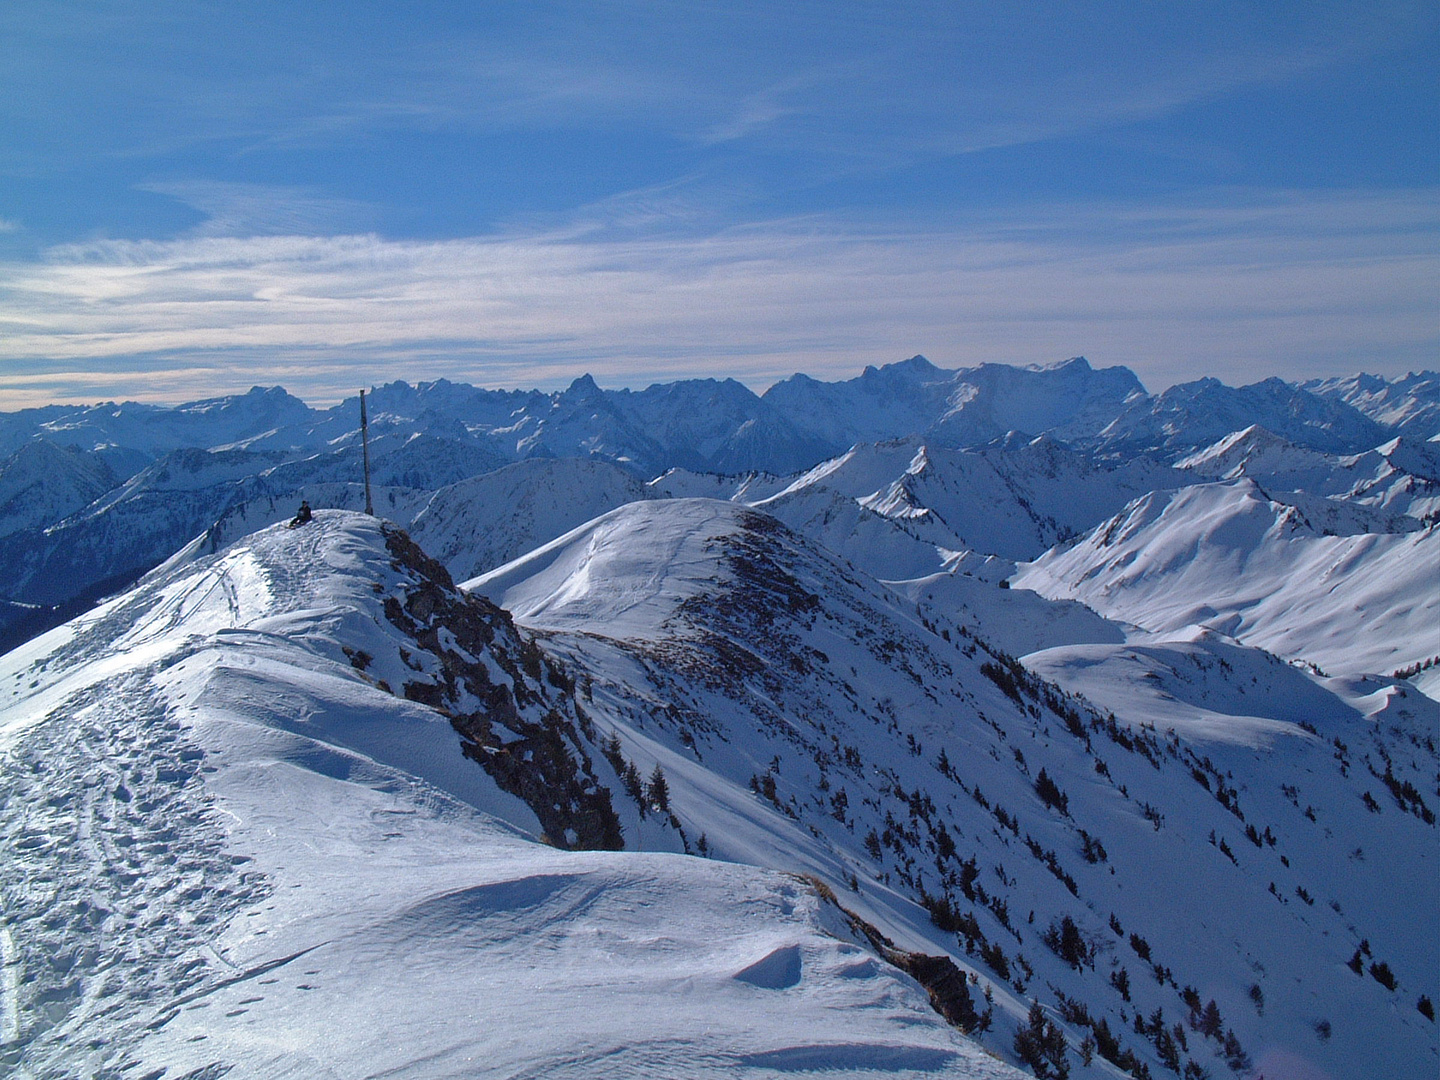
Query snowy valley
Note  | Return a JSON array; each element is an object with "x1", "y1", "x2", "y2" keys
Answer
[{"x1": 0, "y1": 358, "x2": 1436, "y2": 1079}]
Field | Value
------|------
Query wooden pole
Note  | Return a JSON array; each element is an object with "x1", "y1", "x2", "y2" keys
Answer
[{"x1": 360, "y1": 389, "x2": 374, "y2": 516}]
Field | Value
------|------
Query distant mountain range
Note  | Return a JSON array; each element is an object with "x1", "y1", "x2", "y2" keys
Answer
[
  {"x1": 4, "y1": 357, "x2": 1436, "y2": 477},
  {"x1": 1, "y1": 358, "x2": 1435, "y2": 644}
]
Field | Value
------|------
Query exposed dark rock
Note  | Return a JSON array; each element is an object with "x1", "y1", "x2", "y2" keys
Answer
[{"x1": 380, "y1": 523, "x2": 623, "y2": 850}]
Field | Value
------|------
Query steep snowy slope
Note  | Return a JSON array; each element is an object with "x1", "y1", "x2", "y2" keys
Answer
[
  {"x1": 502, "y1": 373, "x2": 669, "y2": 469},
  {"x1": 967, "y1": 436, "x2": 1182, "y2": 549},
  {"x1": 763, "y1": 355, "x2": 960, "y2": 447},
  {"x1": 760, "y1": 437, "x2": 1178, "y2": 564},
  {"x1": 1176, "y1": 426, "x2": 1351, "y2": 490},
  {"x1": 759, "y1": 484, "x2": 954, "y2": 581},
  {"x1": 409, "y1": 456, "x2": 651, "y2": 581},
  {"x1": 471, "y1": 498, "x2": 1438, "y2": 1080},
  {"x1": 0, "y1": 511, "x2": 1019, "y2": 1079},
  {"x1": 928, "y1": 358, "x2": 1148, "y2": 449},
  {"x1": 603, "y1": 377, "x2": 837, "y2": 475},
  {"x1": 1302, "y1": 370, "x2": 1440, "y2": 439},
  {"x1": 1353, "y1": 437, "x2": 1440, "y2": 522},
  {"x1": 0, "y1": 439, "x2": 117, "y2": 538},
  {"x1": 1176, "y1": 426, "x2": 1440, "y2": 527},
  {"x1": 1014, "y1": 479, "x2": 1440, "y2": 679}
]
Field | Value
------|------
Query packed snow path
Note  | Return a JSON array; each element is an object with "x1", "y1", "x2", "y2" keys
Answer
[{"x1": 0, "y1": 670, "x2": 269, "y2": 1073}]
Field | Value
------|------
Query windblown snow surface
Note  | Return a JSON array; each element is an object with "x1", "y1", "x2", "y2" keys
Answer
[
  {"x1": 1014, "y1": 479, "x2": 1440, "y2": 679},
  {"x1": 473, "y1": 498, "x2": 1438, "y2": 1080},
  {"x1": 0, "y1": 512, "x2": 1019, "y2": 1079}
]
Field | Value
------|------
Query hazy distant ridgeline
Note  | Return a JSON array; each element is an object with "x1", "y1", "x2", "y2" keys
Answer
[{"x1": 0, "y1": 357, "x2": 1434, "y2": 660}]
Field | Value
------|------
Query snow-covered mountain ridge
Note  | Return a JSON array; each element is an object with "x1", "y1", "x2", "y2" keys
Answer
[
  {"x1": 3, "y1": 494, "x2": 1436, "y2": 1077},
  {"x1": 4, "y1": 359, "x2": 1431, "y2": 475},
  {"x1": 1013, "y1": 478, "x2": 1440, "y2": 679},
  {"x1": 470, "y1": 497, "x2": 1437, "y2": 1079},
  {"x1": 0, "y1": 511, "x2": 1025, "y2": 1079}
]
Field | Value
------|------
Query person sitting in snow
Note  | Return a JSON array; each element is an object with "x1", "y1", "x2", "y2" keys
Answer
[{"x1": 289, "y1": 500, "x2": 313, "y2": 528}]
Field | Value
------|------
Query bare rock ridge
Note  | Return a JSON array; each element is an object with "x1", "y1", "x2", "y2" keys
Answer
[{"x1": 377, "y1": 522, "x2": 625, "y2": 850}]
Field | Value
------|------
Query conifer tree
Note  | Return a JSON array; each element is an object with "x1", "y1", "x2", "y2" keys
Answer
[{"x1": 647, "y1": 764, "x2": 671, "y2": 814}]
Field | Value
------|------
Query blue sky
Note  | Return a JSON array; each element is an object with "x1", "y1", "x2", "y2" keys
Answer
[{"x1": 0, "y1": 1, "x2": 1435, "y2": 406}]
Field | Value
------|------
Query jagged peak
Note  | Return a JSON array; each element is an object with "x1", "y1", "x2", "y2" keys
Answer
[
  {"x1": 859, "y1": 354, "x2": 944, "y2": 381},
  {"x1": 1174, "y1": 424, "x2": 1292, "y2": 468},
  {"x1": 4, "y1": 436, "x2": 84, "y2": 465},
  {"x1": 1027, "y1": 355, "x2": 1091, "y2": 373}
]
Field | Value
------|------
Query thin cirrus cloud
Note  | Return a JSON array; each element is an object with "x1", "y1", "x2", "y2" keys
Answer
[
  {"x1": 139, "y1": 181, "x2": 383, "y2": 238},
  {"x1": 0, "y1": 188, "x2": 1433, "y2": 407},
  {"x1": 3, "y1": 4, "x2": 1422, "y2": 165}
]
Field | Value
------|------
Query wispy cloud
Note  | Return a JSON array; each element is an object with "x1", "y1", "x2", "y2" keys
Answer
[
  {"x1": 141, "y1": 180, "x2": 380, "y2": 237},
  {"x1": 0, "y1": 189, "x2": 1433, "y2": 406},
  {"x1": 9, "y1": 3, "x2": 1429, "y2": 175},
  {"x1": 699, "y1": 72, "x2": 828, "y2": 145}
]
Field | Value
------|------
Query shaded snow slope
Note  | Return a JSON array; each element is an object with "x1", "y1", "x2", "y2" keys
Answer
[
  {"x1": 1095, "y1": 376, "x2": 1387, "y2": 458},
  {"x1": 927, "y1": 358, "x2": 1148, "y2": 449},
  {"x1": 13, "y1": 385, "x2": 315, "y2": 459},
  {"x1": 762, "y1": 355, "x2": 961, "y2": 447},
  {"x1": 408, "y1": 456, "x2": 649, "y2": 582},
  {"x1": 888, "y1": 571, "x2": 1127, "y2": 658},
  {"x1": 0, "y1": 511, "x2": 1016, "y2": 1079},
  {"x1": 0, "y1": 439, "x2": 117, "y2": 539},
  {"x1": 470, "y1": 497, "x2": 1438, "y2": 1080},
  {"x1": 1015, "y1": 479, "x2": 1440, "y2": 679},
  {"x1": 1022, "y1": 630, "x2": 1369, "y2": 747},
  {"x1": 763, "y1": 356, "x2": 1145, "y2": 450}
]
